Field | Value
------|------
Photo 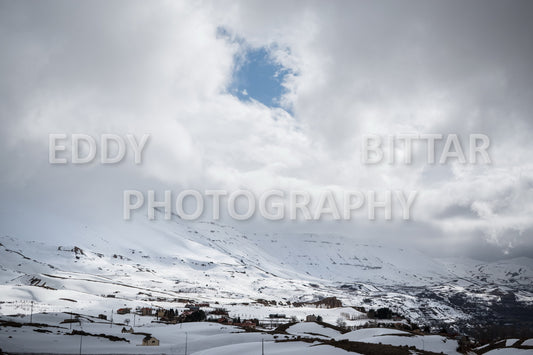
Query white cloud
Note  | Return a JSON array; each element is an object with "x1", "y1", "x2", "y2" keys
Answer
[{"x1": 1, "y1": 1, "x2": 532, "y2": 258}]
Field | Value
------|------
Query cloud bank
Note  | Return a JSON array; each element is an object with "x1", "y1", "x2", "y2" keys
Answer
[{"x1": 1, "y1": 0, "x2": 533, "y2": 260}]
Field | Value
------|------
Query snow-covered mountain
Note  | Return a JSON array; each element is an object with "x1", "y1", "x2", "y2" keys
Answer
[{"x1": 1, "y1": 216, "x2": 532, "y2": 332}]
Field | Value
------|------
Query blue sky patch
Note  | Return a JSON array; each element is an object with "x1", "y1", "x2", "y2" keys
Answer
[{"x1": 229, "y1": 47, "x2": 289, "y2": 110}]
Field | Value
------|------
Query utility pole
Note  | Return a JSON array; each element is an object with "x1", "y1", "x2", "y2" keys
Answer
[
  {"x1": 30, "y1": 301, "x2": 33, "y2": 324},
  {"x1": 110, "y1": 309, "x2": 113, "y2": 328},
  {"x1": 262, "y1": 338, "x2": 264, "y2": 355},
  {"x1": 79, "y1": 319, "x2": 83, "y2": 355}
]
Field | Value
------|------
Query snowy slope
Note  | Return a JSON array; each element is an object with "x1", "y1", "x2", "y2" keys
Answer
[{"x1": 1, "y1": 215, "x2": 532, "y2": 331}]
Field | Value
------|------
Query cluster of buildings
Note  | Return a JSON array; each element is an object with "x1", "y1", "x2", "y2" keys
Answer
[
  {"x1": 116, "y1": 307, "x2": 153, "y2": 316},
  {"x1": 215, "y1": 316, "x2": 258, "y2": 329},
  {"x1": 157, "y1": 303, "x2": 210, "y2": 323},
  {"x1": 113, "y1": 302, "x2": 357, "y2": 347}
]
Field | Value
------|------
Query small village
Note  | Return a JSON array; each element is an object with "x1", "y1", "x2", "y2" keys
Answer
[
  {"x1": 2, "y1": 294, "x2": 505, "y2": 354},
  {"x1": 54, "y1": 296, "x2": 426, "y2": 348}
]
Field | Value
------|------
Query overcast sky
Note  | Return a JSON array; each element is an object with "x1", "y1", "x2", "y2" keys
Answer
[{"x1": 1, "y1": 0, "x2": 533, "y2": 260}]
